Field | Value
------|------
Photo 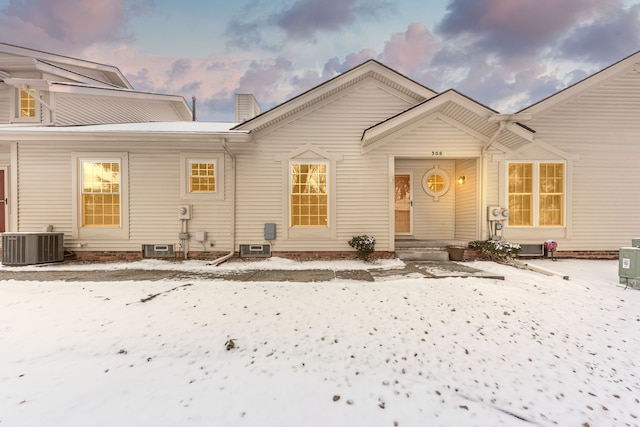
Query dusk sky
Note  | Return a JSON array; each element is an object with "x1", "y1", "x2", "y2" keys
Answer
[{"x1": 2, "y1": 0, "x2": 640, "y2": 121}]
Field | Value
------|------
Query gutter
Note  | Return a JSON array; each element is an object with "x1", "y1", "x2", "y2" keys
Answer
[{"x1": 210, "y1": 137, "x2": 237, "y2": 266}]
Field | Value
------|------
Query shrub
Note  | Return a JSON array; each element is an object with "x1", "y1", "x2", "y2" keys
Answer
[
  {"x1": 348, "y1": 235, "x2": 376, "y2": 261},
  {"x1": 469, "y1": 239, "x2": 520, "y2": 261}
]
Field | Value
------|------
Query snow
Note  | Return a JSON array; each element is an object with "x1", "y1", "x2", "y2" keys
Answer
[
  {"x1": 1, "y1": 258, "x2": 639, "y2": 427},
  {"x1": 0, "y1": 121, "x2": 246, "y2": 134}
]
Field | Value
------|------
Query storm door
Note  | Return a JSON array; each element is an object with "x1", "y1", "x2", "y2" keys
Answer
[
  {"x1": 394, "y1": 173, "x2": 412, "y2": 234},
  {"x1": 0, "y1": 170, "x2": 6, "y2": 232}
]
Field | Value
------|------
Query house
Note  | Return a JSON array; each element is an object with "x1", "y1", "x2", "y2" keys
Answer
[{"x1": 1, "y1": 42, "x2": 639, "y2": 262}]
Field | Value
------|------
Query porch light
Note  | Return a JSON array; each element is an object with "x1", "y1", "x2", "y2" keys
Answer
[{"x1": 457, "y1": 175, "x2": 466, "y2": 185}]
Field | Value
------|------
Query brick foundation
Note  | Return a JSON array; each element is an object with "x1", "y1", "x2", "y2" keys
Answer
[
  {"x1": 270, "y1": 251, "x2": 395, "y2": 261},
  {"x1": 65, "y1": 250, "x2": 231, "y2": 262},
  {"x1": 1, "y1": 249, "x2": 621, "y2": 263}
]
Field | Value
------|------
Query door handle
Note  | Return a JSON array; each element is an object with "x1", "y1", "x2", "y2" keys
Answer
[{"x1": 0, "y1": 198, "x2": 6, "y2": 204}]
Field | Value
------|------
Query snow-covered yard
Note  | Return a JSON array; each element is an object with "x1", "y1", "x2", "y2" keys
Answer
[{"x1": 0, "y1": 258, "x2": 638, "y2": 427}]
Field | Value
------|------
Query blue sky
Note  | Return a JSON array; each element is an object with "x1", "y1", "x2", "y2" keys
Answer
[{"x1": 2, "y1": 0, "x2": 640, "y2": 121}]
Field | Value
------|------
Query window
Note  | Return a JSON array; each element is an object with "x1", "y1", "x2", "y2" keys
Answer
[
  {"x1": 72, "y1": 152, "x2": 128, "y2": 240},
  {"x1": 427, "y1": 174, "x2": 445, "y2": 192},
  {"x1": 180, "y1": 154, "x2": 224, "y2": 199},
  {"x1": 189, "y1": 160, "x2": 216, "y2": 193},
  {"x1": 538, "y1": 163, "x2": 564, "y2": 226},
  {"x1": 421, "y1": 167, "x2": 450, "y2": 201},
  {"x1": 12, "y1": 87, "x2": 40, "y2": 122},
  {"x1": 19, "y1": 88, "x2": 37, "y2": 118},
  {"x1": 508, "y1": 162, "x2": 564, "y2": 227},
  {"x1": 81, "y1": 161, "x2": 121, "y2": 227},
  {"x1": 290, "y1": 162, "x2": 328, "y2": 226}
]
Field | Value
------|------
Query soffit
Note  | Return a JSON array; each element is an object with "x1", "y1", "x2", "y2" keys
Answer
[{"x1": 361, "y1": 93, "x2": 534, "y2": 153}]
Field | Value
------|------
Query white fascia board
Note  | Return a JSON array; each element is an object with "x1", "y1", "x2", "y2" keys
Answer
[
  {"x1": 521, "y1": 51, "x2": 640, "y2": 116},
  {"x1": 0, "y1": 42, "x2": 131, "y2": 88},
  {"x1": 36, "y1": 61, "x2": 120, "y2": 88},
  {"x1": 235, "y1": 60, "x2": 436, "y2": 131},
  {"x1": 2, "y1": 77, "x2": 50, "y2": 89},
  {"x1": 362, "y1": 91, "x2": 492, "y2": 146}
]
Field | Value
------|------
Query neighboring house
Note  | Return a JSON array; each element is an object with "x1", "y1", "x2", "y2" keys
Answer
[{"x1": 1, "y1": 43, "x2": 639, "y2": 261}]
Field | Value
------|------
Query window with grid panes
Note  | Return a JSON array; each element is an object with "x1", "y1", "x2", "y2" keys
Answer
[
  {"x1": 290, "y1": 162, "x2": 328, "y2": 226},
  {"x1": 18, "y1": 88, "x2": 37, "y2": 118},
  {"x1": 81, "y1": 161, "x2": 121, "y2": 226},
  {"x1": 189, "y1": 161, "x2": 216, "y2": 193},
  {"x1": 508, "y1": 161, "x2": 564, "y2": 227},
  {"x1": 538, "y1": 162, "x2": 564, "y2": 226}
]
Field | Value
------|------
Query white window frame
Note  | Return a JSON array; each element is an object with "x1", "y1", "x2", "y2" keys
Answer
[
  {"x1": 72, "y1": 152, "x2": 129, "y2": 240},
  {"x1": 11, "y1": 87, "x2": 41, "y2": 123},
  {"x1": 180, "y1": 153, "x2": 225, "y2": 200},
  {"x1": 289, "y1": 160, "x2": 330, "y2": 228},
  {"x1": 506, "y1": 160, "x2": 566, "y2": 228}
]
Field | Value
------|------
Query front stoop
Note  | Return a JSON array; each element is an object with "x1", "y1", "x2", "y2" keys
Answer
[
  {"x1": 395, "y1": 248, "x2": 450, "y2": 261},
  {"x1": 394, "y1": 240, "x2": 456, "y2": 261}
]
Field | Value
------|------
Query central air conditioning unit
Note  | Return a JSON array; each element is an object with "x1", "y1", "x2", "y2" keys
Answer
[
  {"x1": 239, "y1": 244, "x2": 271, "y2": 258},
  {"x1": 142, "y1": 244, "x2": 176, "y2": 258},
  {"x1": 2, "y1": 232, "x2": 64, "y2": 266}
]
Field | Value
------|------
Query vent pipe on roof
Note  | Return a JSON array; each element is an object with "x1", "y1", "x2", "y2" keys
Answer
[{"x1": 192, "y1": 96, "x2": 197, "y2": 121}]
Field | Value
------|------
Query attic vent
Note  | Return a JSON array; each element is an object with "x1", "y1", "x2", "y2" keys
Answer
[
  {"x1": 239, "y1": 244, "x2": 271, "y2": 258},
  {"x1": 142, "y1": 244, "x2": 176, "y2": 258}
]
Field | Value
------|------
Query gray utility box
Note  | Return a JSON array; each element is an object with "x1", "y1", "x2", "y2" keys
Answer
[
  {"x1": 2, "y1": 232, "x2": 64, "y2": 266},
  {"x1": 619, "y1": 246, "x2": 640, "y2": 290},
  {"x1": 632, "y1": 238, "x2": 640, "y2": 248}
]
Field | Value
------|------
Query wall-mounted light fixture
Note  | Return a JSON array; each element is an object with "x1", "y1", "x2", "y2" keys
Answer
[{"x1": 457, "y1": 175, "x2": 466, "y2": 185}]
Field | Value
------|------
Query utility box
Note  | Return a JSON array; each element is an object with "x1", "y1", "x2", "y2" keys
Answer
[
  {"x1": 619, "y1": 246, "x2": 640, "y2": 290},
  {"x1": 264, "y1": 223, "x2": 276, "y2": 241},
  {"x1": 632, "y1": 238, "x2": 640, "y2": 248}
]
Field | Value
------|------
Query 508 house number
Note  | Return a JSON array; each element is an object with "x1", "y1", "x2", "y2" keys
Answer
[{"x1": 431, "y1": 151, "x2": 443, "y2": 156}]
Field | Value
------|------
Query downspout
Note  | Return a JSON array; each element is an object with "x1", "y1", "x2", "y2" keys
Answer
[{"x1": 210, "y1": 137, "x2": 236, "y2": 266}]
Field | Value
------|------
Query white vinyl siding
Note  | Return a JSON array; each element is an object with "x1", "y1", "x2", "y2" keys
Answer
[
  {"x1": 55, "y1": 94, "x2": 184, "y2": 125},
  {"x1": 15, "y1": 140, "x2": 234, "y2": 252},
  {"x1": 525, "y1": 68, "x2": 640, "y2": 250},
  {"x1": 0, "y1": 86, "x2": 9, "y2": 123},
  {"x1": 454, "y1": 159, "x2": 478, "y2": 241},
  {"x1": 233, "y1": 80, "x2": 420, "y2": 251}
]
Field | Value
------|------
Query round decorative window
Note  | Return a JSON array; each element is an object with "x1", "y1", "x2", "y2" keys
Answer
[{"x1": 422, "y1": 167, "x2": 450, "y2": 201}]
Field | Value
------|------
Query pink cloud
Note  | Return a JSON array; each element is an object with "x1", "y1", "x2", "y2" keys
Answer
[
  {"x1": 379, "y1": 22, "x2": 440, "y2": 75},
  {"x1": 0, "y1": 0, "x2": 153, "y2": 52}
]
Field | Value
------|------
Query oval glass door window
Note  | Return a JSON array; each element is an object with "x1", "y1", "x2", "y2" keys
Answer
[{"x1": 422, "y1": 167, "x2": 450, "y2": 201}]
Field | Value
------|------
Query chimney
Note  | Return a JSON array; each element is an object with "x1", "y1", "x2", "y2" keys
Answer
[{"x1": 234, "y1": 94, "x2": 261, "y2": 123}]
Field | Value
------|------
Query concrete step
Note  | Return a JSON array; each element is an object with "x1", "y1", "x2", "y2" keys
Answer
[{"x1": 395, "y1": 249, "x2": 450, "y2": 261}]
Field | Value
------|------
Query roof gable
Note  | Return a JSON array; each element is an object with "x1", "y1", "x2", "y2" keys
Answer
[
  {"x1": 361, "y1": 90, "x2": 534, "y2": 154},
  {"x1": 0, "y1": 42, "x2": 132, "y2": 89},
  {"x1": 520, "y1": 49, "x2": 640, "y2": 116},
  {"x1": 232, "y1": 60, "x2": 437, "y2": 133}
]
